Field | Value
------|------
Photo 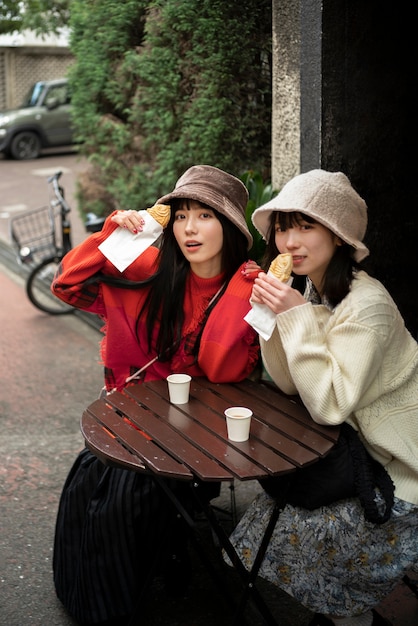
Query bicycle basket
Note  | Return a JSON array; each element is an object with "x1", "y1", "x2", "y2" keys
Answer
[{"x1": 9, "y1": 205, "x2": 57, "y2": 265}]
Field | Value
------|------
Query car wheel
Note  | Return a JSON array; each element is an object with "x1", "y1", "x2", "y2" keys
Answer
[{"x1": 10, "y1": 131, "x2": 42, "y2": 160}]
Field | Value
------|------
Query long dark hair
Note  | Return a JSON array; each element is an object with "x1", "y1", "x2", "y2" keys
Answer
[
  {"x1": 262, "y1": 211, "x2": 361, "y2": 307},
  {"x1": 92, "y1": 198, "x2": 249, "y2": 358}
]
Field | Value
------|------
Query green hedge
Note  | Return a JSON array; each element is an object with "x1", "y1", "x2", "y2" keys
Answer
[{"x1": 68, "y1": 0, "x2": 272, "y2": 218}]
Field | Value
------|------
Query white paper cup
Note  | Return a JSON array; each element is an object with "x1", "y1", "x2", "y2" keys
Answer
[
  {"x1": 167, "y1": 374, "x2": 191, "y2": 404},
  {"x1": 224, "y1": 406, "x2": 253, "y2": 442}
]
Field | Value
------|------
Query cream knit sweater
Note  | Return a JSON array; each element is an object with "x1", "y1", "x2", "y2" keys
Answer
[{"x1": 261, "y1": 271, "x2": 418, "y2": 505}]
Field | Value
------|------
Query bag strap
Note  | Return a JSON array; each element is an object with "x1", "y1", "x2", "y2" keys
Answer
[{"x1": 344, "y1": 423, "x2": 395, "y2": 524}]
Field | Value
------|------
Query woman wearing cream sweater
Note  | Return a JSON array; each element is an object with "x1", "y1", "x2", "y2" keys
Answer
[{"x1": 229, "y1": 170, "x2": 418, "y2": 626}]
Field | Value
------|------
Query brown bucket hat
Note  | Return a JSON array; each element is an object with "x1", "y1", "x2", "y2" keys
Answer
[{"x1": 158, "y1": 165, "x2": 253, "y2": 250}]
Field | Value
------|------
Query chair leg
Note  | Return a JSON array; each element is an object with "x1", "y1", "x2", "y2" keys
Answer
[
  {"x1": 229, "y1": 480, "x2": 237, "y2": 526},
  {"x1": 208, "y1": 481, "x2": 238, "y2": 548},
  {"x1": 209, "y1": 480, "x2": 237, "y2": 526}
]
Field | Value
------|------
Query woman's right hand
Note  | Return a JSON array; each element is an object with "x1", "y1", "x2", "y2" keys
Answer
[
  {"x1": 111, "y1": 210, "x2": 145, "y2": 234},
  {"x1": 252, "y1": 272, "x2": 306, "y2": 313}
]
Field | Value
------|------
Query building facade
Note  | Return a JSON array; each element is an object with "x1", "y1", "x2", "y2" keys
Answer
[{"x1": 0, "y1": 30, "x2": 73, "y2": 110}]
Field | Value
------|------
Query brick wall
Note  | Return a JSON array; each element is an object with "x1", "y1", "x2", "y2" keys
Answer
[{"x1": 0, "y1": 51, "x2": 7, "y2": 110}]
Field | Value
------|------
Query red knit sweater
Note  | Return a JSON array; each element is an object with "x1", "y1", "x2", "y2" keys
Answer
[{"x1": 52, "y1": 215, "x2": 260, "y2": 391}]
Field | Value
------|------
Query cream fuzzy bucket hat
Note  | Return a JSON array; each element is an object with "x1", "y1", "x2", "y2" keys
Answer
[
  {"x1": 158, "y1": 165, "x2": 253, "y2": 250},
  {"x1": 252, "y1": 169, "x2": 369, "y2": 261}
]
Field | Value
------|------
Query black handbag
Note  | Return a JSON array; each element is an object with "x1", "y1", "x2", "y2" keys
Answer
[{"x1": 259, "y1": 422, "x2": 394, "y2": 524}]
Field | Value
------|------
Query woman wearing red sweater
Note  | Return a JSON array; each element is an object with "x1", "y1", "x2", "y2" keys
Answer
[{"x1": 51, "y1": 165, "x2": 260, "y2": 625}]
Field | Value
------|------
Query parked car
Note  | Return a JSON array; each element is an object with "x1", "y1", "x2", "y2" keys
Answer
[{"x1": 0, "y1": 78, "x2": 76, "y2": 160}]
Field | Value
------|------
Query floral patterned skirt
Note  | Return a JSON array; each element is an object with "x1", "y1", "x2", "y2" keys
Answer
[{"x1": 225, "y1": 490, "x2": 418, "y2": 617}]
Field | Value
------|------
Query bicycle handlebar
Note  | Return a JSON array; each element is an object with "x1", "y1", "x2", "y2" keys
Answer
[
  {"x1": 48, "y1": 171, "x2": 71, "y2": 214},
  {"x1": 46, "y1": 170, "x2": 105, "y2": 232},
  {"x1": 47, "y1": 170, "x2": 62, "y2": 184}
]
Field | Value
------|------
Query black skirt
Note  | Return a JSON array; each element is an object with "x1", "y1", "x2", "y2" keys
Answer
[{"x1": 53, "y1": 448, "x2": 193, "y2": 624}]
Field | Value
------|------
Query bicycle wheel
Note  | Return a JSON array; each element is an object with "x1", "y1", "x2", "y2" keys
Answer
[{"x1": 26, "y1": 257, "x2": 74, "y2": 315}]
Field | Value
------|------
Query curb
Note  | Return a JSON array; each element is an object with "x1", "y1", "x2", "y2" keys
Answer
[{"x1": 0, "y1": 237, "x2": 102, "y2": 333}]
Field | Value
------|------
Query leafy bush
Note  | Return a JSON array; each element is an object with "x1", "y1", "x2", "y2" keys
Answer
[
  {"x1": 241, "y1": 170, "x2": 277, "y2": 262},
  {"x1": 68, "y1": 0, "x2": 272, "y2": 219}
]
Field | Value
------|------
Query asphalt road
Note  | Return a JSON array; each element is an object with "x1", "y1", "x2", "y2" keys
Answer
[{"x1": 0, "y1": 150, "x2": 416, "y2": 626}]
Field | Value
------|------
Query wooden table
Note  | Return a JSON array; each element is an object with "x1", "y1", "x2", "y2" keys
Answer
[{"x1": 81, "y1": 377, "x2": 340, "y2": 625}]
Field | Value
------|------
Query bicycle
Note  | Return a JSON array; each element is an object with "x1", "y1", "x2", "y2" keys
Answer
[{"x1": 9, "y1": 170, "x2": 104, "y2": 315}]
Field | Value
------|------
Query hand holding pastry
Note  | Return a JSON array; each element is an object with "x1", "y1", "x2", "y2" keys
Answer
[
  {"x1": 111, "y1": 204, "x2": 170, "y2": 233},
  {"x1": 101, "y1": 205, "x2": 171, "y2": 272},
  {"x1": 253, "y1": 252, "x2": 306, "y2": 314}
]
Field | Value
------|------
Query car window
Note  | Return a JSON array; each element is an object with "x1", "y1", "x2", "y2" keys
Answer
[
  {"x1": 21, "y1": 82, "x2": 46, "y2": 107},
  {"x1": 46, "y1": 84, "x2": 70, "y2": 106}
]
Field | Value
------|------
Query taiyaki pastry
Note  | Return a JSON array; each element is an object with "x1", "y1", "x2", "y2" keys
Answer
[
  {"x1": 146, "y1": 204, "x2": 170, "y2": 228},
  {"x1": 268, "y1": 253, "x2": 293, "y2": 282}
]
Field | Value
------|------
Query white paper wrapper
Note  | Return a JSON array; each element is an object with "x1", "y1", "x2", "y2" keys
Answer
[
  {"x1": 244, "y1": 274, "x2": 293, "y2": 341},
  {"x1": 98, "y1": 210, "x2": 163, "y2": 272},
  {"x1": 244, "y1": 302, "x2": 277, "y2": 341}
]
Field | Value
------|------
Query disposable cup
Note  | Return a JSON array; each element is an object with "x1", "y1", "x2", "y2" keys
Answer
[
  {"x1": 224, "y1": 406, "x2": 253, "y2": 442},
  {"x1": 166, "y1": 374, "x2": 191, "y2": 404}
]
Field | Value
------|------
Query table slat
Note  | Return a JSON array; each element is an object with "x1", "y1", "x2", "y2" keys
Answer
[
  {"x1": 81, "y1": 411, "x2": 147, "y2": 472},
  {"x1": 82, "y1": 400, "x2": 193, "y2": 479}
]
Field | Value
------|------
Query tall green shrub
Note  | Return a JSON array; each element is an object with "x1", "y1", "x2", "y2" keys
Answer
[
  {"x1": 241, "y1": 170, "x2": 277, "y2": 262},
  {"x1": 69, "y1": 0, "x2": 272, "y2": 217}
]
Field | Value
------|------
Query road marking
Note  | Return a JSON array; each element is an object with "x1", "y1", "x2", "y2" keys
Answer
[
  {"x1": 0, "y1": 205, "x2": 28, "y2": 217},
  {"x1": 31, "y1": 167, "x2": 71, "y2": 176}
]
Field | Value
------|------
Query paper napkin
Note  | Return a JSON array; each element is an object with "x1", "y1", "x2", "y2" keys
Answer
[{"x1": 98, "y1": 210, "x2": 163, "y2": 272}]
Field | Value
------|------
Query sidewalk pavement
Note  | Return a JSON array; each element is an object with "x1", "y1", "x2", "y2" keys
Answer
[
  {"x1": 0, "y1": 239, "x2": 417, "y2": 625},
  {"x1": 0, "y1": 255, "x2": 102, "y2": 625}
]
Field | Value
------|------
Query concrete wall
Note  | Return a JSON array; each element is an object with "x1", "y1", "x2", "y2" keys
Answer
[{"x1": 271, "y1": 0, "x2": 301, "y2": 188}]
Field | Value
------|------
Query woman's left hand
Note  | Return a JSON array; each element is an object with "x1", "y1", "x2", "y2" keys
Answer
[
  {"x1": 241, "y1": 260, "x2": 262, "y2": 278},
  {"x1": 252, "y1": 272, "x2": 306, "y2": 313}
]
